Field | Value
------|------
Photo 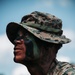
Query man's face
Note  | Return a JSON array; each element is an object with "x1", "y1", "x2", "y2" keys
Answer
[
  {"x1": 13, "y1": 29, "x2": 40, "y2": 63},
  {"x1": 14, "y1": 30, "x2": 27, "y2": 63}
]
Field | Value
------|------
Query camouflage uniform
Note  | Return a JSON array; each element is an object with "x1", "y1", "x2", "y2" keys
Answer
[
  {"x1": 6, "y1": 11, "x2": 75, "y2": 75},
  {"x1": 47, "y1": 60, "x2": 75, "y2": 75}
]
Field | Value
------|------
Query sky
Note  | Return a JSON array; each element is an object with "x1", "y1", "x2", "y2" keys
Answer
[{"x1": 0, "y1": 0, "x2": 75, "y2": 75}]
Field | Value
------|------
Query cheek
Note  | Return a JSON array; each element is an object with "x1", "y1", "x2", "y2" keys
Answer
[{"x1": 20, "y1": 46, "x2": 26, "y2": 58}]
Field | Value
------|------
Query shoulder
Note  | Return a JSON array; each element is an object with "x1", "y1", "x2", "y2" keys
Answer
[
  {"x1": 54, "y1": 61, "x2": 75, "y2": 75},
  {"x1": 63, "y1": 64, "x2": 75, "y2": 75}
]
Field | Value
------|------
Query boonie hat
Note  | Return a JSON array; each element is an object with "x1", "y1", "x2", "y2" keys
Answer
[{"x1": 6, "y1": 11, "x2": 71, "y2": 44}]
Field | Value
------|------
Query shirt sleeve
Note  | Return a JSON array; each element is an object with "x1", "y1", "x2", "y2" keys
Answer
[{"x1": 63, "y1": 68, "x2": 75, "y2": 75}]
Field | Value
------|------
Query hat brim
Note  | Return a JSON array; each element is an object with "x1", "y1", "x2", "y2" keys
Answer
[{"x1": 6, "y1": 22, "x2": 71, "y2": 44}]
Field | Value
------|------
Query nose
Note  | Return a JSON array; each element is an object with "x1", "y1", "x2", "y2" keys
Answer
[
  {"x1": 14, "y1": 39, "x2": 21, "y2": 44},
  {"x1": 14, "y1": 38, "x2": 25, "y2": 45},
  {"x1": 13, "y1": 35, "x2": 24, "y2": 44}
]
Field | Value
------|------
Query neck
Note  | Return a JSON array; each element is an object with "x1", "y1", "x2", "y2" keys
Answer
[
  {"x1": 37, "y1": 58, "x2": 57, "y2": 75},
  {"x1": 23, "y1": 59, "x2": 57, "y2": 75},
  {"x1": 23, "y1": 55, "x2": 57, "y2": 75},
  {"x1": 23, "y1": 47, "x2": 57, "y2": 75}
]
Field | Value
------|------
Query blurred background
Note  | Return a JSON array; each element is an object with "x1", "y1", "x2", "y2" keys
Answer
[{"x1": 0, "y1": 0, "x2": 75, "y2": 75}]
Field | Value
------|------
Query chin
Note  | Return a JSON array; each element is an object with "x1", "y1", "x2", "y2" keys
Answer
[
  {"x1": 13, "y1": 55, "x2": 35, "y2": 64},
  {"x1": 13, "y1": 56, "x2": 24, "y2": 63}
]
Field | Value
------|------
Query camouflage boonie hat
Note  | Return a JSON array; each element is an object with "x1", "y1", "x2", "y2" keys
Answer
[{"x1": 6, "y1": 11, "x2": 71, "y2": 44}]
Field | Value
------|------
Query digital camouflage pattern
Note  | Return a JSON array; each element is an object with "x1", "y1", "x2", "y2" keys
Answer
[
  {"x1": 47, "y1": 60, "x2": 75, "y2": 75},
  {"x1": 6, "y1": 11, "x2": 71, "y2": 44}
]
